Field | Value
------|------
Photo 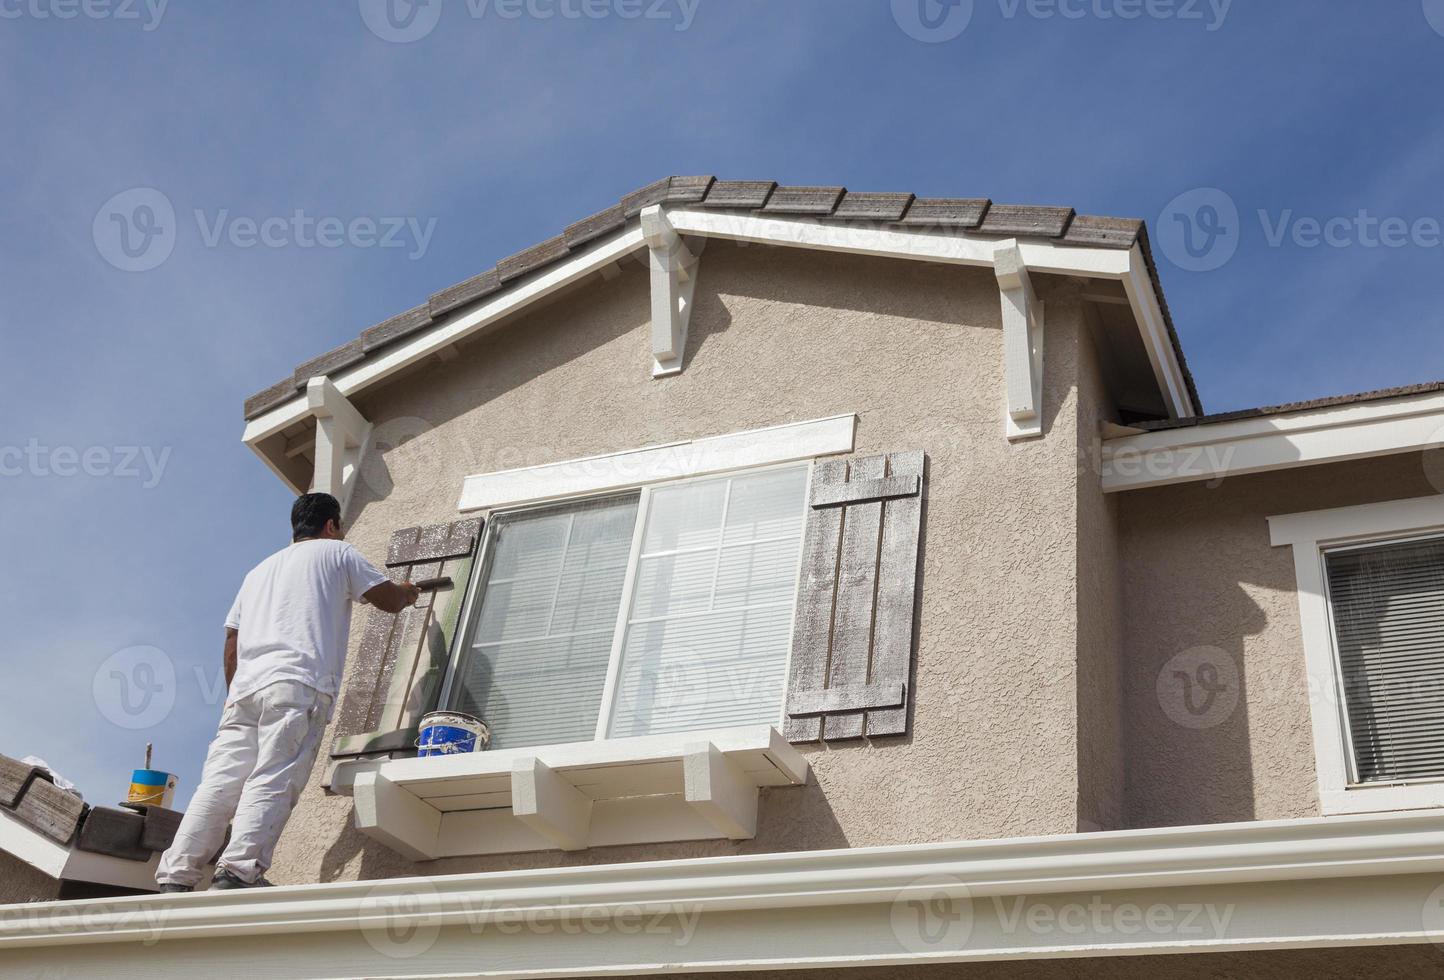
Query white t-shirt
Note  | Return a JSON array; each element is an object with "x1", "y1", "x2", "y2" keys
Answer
[{"x1": 224, "y1": 539, "x2": 390, "y2": 712}]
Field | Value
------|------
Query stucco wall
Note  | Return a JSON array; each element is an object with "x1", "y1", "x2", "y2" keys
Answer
[
  {"x1": 1118, "y1": 450, "x2": 1437, "y2": 828},
  {"x1": 273, "y1": 240, "x2": 1103, "y2": 884},
  {"x1": 1072, "y1": 301, "x2": 1124, "y2": 833},
  {"x1": 0, "y1": 852, "x2": 58, "y2": 904}
]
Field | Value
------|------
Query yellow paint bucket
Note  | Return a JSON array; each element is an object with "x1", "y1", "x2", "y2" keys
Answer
[{"x1": 128, "y1": 769, "x2": 178, "y2": 809}]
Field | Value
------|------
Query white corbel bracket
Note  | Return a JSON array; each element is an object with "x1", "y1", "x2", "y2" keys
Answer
[
  {"x1": 640, "y1": 205, "x2": 704, "y2": 377},
  {"x1": 994, "y1": 240, "x2": 1045, "y2": 442},
  {"x1": 306, "y1": 376, "x2": 372, "y2": 514}
]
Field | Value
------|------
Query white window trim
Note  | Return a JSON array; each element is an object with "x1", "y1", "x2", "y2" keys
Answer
[
  {"x1": 1270, "y1": 494, "x2": 1444, "y2": 815},
  {"x1": 456, "y1": 413, "x2": 855, "y2": 512},
  {"x1": 441, "y1": 459, "x2": 815, "y2": 748}
]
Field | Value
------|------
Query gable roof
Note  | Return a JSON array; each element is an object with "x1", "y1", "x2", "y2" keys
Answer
[{"x1": 242, "y1": 176, "x2": 1202, "y2": 421}]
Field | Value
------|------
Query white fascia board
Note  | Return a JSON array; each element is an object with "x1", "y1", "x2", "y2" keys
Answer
[
  {"x1": 0, "y1": 809, "x2": 161, "y2": 891},
  {"x1": 457, "y1": 414, "x2": 856, "y2": 512},
  {"x1": 1121, "y1": 244, "x2": 1196, "y2": 417},
  {"x1": 240, "y1": 225, "x2": 649, "y2": 447},
  {"x1": 1102, "y1": 390, "x2": 1444, "y2": 492},
  {"x1": 6, "y1": 809, "x2": 1444, "y2": 976},
  {"x1": 0, "y1": 809, "x2": 67, "y2": 879}
]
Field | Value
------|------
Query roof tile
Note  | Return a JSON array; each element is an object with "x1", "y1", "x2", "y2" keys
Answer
[
  {"x1": 895, "y1": 198, "x2": 990, "y2": 228},
  {"x1": 761, "y1": 185, "x2": 846, "y2": 215},
  {"x1": 361, "y1": 304, "x2": 432, "y2": 353},
  {"x1": 430, "y1": 268, "x2": 502, "y2": 318},
  {"x1": 294, "y1": 339, "x2": 364, "y2": 387},
  {"x1": 978, "y1": 204, "x2": 1075, "y2": 238},
  {"x1": 667, "y1": 175, "x2": 716, "y2": 203},
  {"x1": 702, "y1": 180, "x2": 777, "y2": 209},
  {"x1": 1061, "y1": 214, "x2": 1143, "y2": 249},
  {"x1": 620, "y1": 177, "x2": 672, "y2": 217},
  {"x1": 244, "y1": 378, "x2": 299, "y2": 420},
  {"x1": 833, "y1": 191, "x2": 915, "y2": 222},
  {"x1": 564, "y1": 205, "x2": 627, "y2": 250},
  {"x1": 497, "y1": 234, "x2": 570, "y2": 283}
]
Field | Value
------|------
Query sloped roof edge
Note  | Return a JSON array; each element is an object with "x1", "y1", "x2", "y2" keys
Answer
[{"x1": 243, "y1": 176, "x2": 1203, "y2": 421}]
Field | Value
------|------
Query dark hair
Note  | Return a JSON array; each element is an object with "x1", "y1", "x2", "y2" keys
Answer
[{"x1": 291, "y1": 492, "x2": 341, "y2": 542}]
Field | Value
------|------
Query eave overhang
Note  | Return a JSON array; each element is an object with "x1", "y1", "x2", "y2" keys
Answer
[
  {"x1": 242, "y1": 206, "x2": 1196, "y2": 490},
  {"x1": 6, "y1": 809, "x2": 1444, "y2": 977}
]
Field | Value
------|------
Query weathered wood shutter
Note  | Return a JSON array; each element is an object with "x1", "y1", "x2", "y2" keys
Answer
[
  {"x1": 784, "y1": 451, "x2": 925, "y2": 742},
  {"x1": 330, "y1": 518, "x2": 481, "y2": 764}
]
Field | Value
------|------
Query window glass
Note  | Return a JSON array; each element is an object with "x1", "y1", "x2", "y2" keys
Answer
[
  {"x1": 446, "y1": 464, "x2": 811, "y2": 749},
  {"x1": 607, "y1": 466, "x2": 809, "y2": 738},
  {"x1": 450, "y1": 494, "x2": 639, "y2": 750},
  {"x1": 1327, "y1": 536, "x2": 1444, "y2": 784}
]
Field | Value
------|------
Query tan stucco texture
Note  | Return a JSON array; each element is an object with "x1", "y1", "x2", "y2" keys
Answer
[{"x1": 274, "y1": 240, "x2": 1105, "y2": 884}]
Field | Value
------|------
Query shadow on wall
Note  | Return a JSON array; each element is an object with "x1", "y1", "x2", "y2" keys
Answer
[
  {"x1": 1120, "y1": 452, "x2": 1442, "y2": 829},
  {"x1": 316, "y1": 783, "x2": 850, "y2": 884}
]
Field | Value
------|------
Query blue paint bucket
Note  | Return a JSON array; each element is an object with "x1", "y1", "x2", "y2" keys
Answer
[{"x1": 416, "y1": 711, "x2": 490, "y2": 758}]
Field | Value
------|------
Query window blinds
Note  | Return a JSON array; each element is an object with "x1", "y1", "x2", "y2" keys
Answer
[
  {"x1": 607, "y1": 467, "x2": 809, "y2": 738},
  {"x1": 451, "y1": 495, "x2": 639, "y2": 750},
  {"x1": 1326, "y1": 536, "x2": 1444, "y2": 784}
]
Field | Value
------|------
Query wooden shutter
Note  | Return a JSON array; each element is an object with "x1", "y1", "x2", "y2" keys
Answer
[
  {"x1": 330, "y1": 518, "x2": 481, "y2": 763},
  {"x1": 784, "y1": 451, "x2": 925, "y2": 742}
]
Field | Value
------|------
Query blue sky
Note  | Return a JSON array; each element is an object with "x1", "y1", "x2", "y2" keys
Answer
[{"x1": 2, "y1": 0, "x2": 1443, "y2": 808}]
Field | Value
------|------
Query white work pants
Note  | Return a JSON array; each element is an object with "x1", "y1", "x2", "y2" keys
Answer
[{"x1": 157, "y1": 680, "x2": 330, "y2": 886}]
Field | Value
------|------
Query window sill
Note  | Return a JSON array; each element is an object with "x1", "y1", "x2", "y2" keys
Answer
[
  {"x1": 1322, "y1": 783, "x2": 1444, "y2": 816},
  {"x1": 347, "y1": 726, "x2": 810, "y2": 861}
]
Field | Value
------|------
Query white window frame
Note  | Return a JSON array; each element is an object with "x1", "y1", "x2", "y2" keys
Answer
[
  {"x1": 439, "y1": 459, "x2": 816, "y2": 747},
  {"x1": 1269, "y1": 494, "x2": 1444, "y2": 815}
]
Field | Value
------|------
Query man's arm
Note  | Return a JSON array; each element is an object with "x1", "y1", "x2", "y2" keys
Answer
[
  {"x1": 363, "y1": 580, "x2": 422, "y2": 615},
  {"x1": 223, "y1": 628, "x2": 238, "y2": 689}
]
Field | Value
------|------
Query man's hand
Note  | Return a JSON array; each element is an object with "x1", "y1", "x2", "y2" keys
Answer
[{"x1": 363, "y1": 580, "x2": 423, "y2": 614}]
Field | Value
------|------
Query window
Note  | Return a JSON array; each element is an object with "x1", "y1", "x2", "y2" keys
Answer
[
  {"x1": 1325, "y1": 536, "x2": 1444, "y2": 785},
  {"x1": 1270, "y1": 494, "x2": 1444, "y2": 814},
  {"x1": 442, "y1": 465, "x2": 810, "y2": 750}
]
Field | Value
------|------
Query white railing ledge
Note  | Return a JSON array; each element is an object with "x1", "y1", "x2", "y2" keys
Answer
[{"x1": 352, "y1": 726, "x2": 808, "y2": 861}]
